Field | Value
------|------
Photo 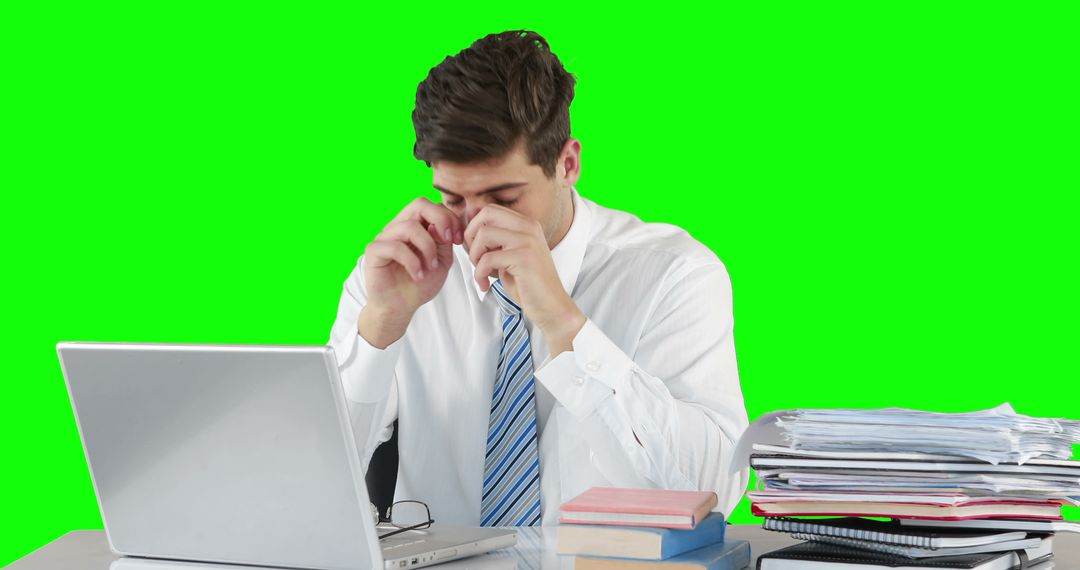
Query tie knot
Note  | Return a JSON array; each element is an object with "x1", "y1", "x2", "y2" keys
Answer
[{"x1": 489, "y1": 279, "x2": 521, "y2": 316}]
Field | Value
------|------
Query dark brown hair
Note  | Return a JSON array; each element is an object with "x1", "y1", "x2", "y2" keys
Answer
[{"x1": 412, "y1": 30, "x2": 576, "y2": 178}]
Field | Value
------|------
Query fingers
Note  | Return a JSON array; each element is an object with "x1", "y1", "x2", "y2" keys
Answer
[
  {"x1": 473, "y1": 248, "x2": 517, "y2": 292},
  {"x1": 463, "y1": 204, "x2": 539, "y2": 247},
  {"x1": 380, "y1": 220, "x2": 440, "y2": 271},
  {"x1": 394, "y1": 197, "x2": 465, "y2": 244},
  {"x1": 467, "y1": 225, "x2": 530, "y2": 268},
  {"x1": 365, "y1": 240, "x2": 425, "y2": 282},
  {"x1": 429, "y1": 224, "x2": 456, "y2": 267}
]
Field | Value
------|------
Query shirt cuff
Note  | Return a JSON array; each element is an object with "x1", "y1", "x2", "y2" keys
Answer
[
  {"x1": 335, "y1": 331, "x2": 402, "y2": 403},
  {"x1": 535, "y1": 319, "x2": 635, "y2": 418}
]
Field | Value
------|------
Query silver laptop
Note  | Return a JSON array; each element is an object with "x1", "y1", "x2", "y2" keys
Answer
[{"x1": 57, "y1": 342, "x2": 516, "y2": 570}]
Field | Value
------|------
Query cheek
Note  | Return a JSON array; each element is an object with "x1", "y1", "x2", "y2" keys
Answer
[
  {"x1": 542, "y1": 198, "x2": 563, "y2": 234},
  {"x1": 524, "y1": 195, "x2": 552, "y2": 221},
  {"x1": 514, "y1": 205, "x2": 547, "y2": 234}
]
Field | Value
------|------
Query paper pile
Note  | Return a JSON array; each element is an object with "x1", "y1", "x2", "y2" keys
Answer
[{"x1": 775, "y1": 403, "x2": 1080, "y2": 465}]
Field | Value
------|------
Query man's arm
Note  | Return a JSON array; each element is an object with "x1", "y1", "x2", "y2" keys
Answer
[
  {"x1": 538, "y1": 263, "x2": 749, "y2": 514},
  {"x1": 328, "y1": 197, "x2": 464, "y2": 470},
  {"x1": 328, "y1": 259, "x2": 402, "y2": 472},
  {"x1": 465, "y1": 205, "x2": 749, "y2": 513}
]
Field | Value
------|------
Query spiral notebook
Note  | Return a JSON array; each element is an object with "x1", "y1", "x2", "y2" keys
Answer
[
  {"x1": 756, "y1": 540, "x2": 1053, "y2": 570},
  {"x1": 788, "y1": 533, "x2": 1046, "y2": 559},
  {"x1": 762, "y1": 517, "x2": 1029, "y2": 549}
]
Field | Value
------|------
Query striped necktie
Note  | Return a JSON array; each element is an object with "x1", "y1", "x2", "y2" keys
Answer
[{"x1": 481, "y1": 279, "x2": 542, "y2": 526}]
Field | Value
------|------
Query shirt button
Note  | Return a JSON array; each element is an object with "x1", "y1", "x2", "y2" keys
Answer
[
  {"x1": 573, "y1": 375, "x2": 586, "y2": 386},
  {"x1": 585, "y1": 361, "x2": 600, "y2": 372}
]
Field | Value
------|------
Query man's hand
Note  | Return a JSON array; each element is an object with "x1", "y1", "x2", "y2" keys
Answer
[
  {"x1": 359, "y1": 197, "x2": 464, "y2": 349},
  {"x1": 465, "y1": 205, "x2": 586, "y2": 356}
]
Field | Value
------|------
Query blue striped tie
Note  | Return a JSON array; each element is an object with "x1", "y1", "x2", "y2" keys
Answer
[{"x1": 481, "y1": 279, "x2": 542, "y2": 527}]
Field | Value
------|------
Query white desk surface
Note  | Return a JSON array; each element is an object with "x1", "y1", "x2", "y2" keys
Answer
[{"x1": 9, "y1": 525, "x2": 1078, "y2": 570}]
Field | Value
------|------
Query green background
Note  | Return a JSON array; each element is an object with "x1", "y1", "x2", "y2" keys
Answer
[{"x1": 3, "y1": 2, "x2": 1076, "y2": 564}]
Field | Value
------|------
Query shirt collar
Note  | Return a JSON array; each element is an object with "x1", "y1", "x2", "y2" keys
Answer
[{"x1": 459, "y1": 186, "x2": 592, "y2": 302}]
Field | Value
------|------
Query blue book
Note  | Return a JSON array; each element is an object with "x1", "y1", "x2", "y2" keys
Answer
[
  {"x1": 574, "y1": 539, "x2": 751, "y2": 570},
  {"x1": 558, "y1": 512, "x2": 728, "y2": 560}
]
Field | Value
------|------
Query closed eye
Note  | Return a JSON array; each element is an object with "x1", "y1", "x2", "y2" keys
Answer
[{"x1": 441, "y1": 197, "x2": 517, "y2": 208}]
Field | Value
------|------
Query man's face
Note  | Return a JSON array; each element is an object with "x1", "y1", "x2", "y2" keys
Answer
[{"x1": 432, "y1": 137, "x2": 580, "y2": 251}]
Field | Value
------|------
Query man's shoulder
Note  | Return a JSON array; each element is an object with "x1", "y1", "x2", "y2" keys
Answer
[{"x1": 584, "y1": 197, "x2": 723, "y2": 271}]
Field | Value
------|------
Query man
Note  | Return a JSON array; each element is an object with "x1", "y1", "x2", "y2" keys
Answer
[{"x1": 328, "y1": 30, "x2": 748, "y2": 527}]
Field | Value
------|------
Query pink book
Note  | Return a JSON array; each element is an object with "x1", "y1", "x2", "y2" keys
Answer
[{"x1": 559, "y1": 487, "x2": 718, "y2": 529}]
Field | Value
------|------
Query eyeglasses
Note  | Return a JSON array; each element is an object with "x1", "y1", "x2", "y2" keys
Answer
[{"x1": 372, "y1": 500, "x2": 434, "y2": 541}]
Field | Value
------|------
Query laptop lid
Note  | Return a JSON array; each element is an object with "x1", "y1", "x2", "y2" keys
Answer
[{"x1": 57, "y1": 342, "x2": 384, "y2": 570}]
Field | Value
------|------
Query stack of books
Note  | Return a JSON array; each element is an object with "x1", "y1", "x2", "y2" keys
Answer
[
  {"x1": 748, "y1": 404, "x2": 1080, "y2": 569},
  {"x1": 557, "y1": 487, "x2": 750, "y2": 569}
]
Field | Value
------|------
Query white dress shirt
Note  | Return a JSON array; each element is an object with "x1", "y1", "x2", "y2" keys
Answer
[{"x1": 327, "y1": 188, "x2": 749, "y2": 526}]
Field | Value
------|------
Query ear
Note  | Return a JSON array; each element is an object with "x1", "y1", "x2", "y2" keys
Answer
[{"x1": 556, "y1": 138, "x2": 582, "y2": 188}]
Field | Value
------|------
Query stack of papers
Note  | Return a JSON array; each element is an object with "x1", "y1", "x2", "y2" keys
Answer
[
  {"x1": 747, "y1": 404, "x2": 1080, "y2": 568},
  {"x1": 775, "y1": 403, "x2": 1080, "y2": 464},
  {"x1": 751, "y1": 444, "x2": 1080, "y2": 501}
]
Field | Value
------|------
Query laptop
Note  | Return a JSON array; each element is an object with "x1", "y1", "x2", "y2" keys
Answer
[{"x1": 57, "y1": 342, "x2": 516, "y2": 570}]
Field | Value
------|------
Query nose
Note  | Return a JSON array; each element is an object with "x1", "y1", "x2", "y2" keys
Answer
[{"x1": 464, "y1": 202, "x2": 484, "y2": 225}]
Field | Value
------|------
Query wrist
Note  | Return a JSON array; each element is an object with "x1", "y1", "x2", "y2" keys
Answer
[
  {"x1": 358, "y1": 303, "x2": 414, "y2": 349},
  {"x1": 540, "y1": 302, "x2": 586, "y2": 357}
]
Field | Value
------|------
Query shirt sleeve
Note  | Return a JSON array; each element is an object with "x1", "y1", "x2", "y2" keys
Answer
[
  {"x1": 533, "y1": 261, "x2": 749, "y2": 515},
  {"x1": 327, "y1": 256, "x2": 401, "y2": 471}
]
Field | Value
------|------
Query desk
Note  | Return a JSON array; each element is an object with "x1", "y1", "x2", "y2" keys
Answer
[{"x1": 9, "y1": 526, "x2": 1079, "y2": 569}]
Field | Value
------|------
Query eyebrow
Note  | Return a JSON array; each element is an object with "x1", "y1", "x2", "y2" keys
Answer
[{"x1": 433, "y1": 182, "x2": 528, "y2": 197}]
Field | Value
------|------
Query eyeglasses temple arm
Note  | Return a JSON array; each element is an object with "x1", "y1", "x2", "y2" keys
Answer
[{"x1": 377, "y1": 518, "x2": 435, "y2": 541}]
